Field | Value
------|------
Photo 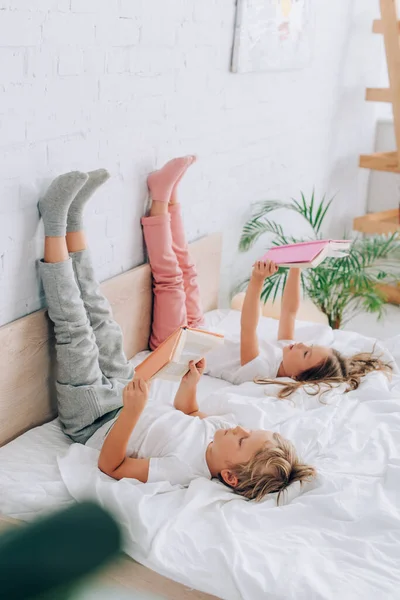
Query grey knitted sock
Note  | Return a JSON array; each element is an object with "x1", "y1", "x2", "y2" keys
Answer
[
  {"x1": 67, "y1": 169, "x2": 110, "y2": 233},
  {"x1": 38, "y1": 172, "x2": 89, "y2": 237}
]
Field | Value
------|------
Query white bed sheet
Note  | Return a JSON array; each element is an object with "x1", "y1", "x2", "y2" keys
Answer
[{"x1": 1, "y1": 310, "x2": 400, "y2": 600}]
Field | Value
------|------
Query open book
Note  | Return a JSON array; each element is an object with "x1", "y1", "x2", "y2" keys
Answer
[
  {"x1": 261, "y1": 239, "x2": 352, "y2": 269},
  {"x1": 134, "y1": 327, "x2": 224, "y2": 382}
]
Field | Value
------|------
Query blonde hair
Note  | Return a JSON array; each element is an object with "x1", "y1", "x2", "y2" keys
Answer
[
  {"x1": 220, "y1": 432, "x2": 316, "y2": 503},
  {"x1": 255, "y1": 349, "x2": 392, "y2": 400}
]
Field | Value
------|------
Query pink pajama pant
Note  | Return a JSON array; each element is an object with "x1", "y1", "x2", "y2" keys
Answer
[{"x1": 141, "y1": 204, "x2": 204, "y2": 350}]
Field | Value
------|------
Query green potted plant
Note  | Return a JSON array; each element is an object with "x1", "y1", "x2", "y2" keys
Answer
[{"x1": 238, "y1": 193, "x2": 400, "y2": 329}]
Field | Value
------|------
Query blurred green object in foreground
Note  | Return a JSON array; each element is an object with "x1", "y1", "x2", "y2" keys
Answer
[{"x1": 0, "y1": 502, "x2": 122, "y2": 600}]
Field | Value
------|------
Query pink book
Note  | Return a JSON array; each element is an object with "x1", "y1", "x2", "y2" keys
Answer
[{"x1": 260, "y1": 239, "x2": 352, "y2": 268}]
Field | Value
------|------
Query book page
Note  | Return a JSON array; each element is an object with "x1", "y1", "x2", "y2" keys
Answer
[
  {"x1": 329, "y1": 241, "x2": 352, "y2": 251},
  {"x1": 180, "y1": 330, "x2": 223, "y2": 360},
  {"x1": 311, "y1": 245, "x2": 330, "y2": 267},
  {"x1": 178, "y1": 346, "x2": 209, "y2": 367},
  {"x1": 154, "y1": 329, "x2": 224, "y2": 381},
  {"x1": 327, "y1": 250, "x2": 349, "y2": 258},
  {"x1": 156, "y1": 361, "x2": 190, "y2": 381}
]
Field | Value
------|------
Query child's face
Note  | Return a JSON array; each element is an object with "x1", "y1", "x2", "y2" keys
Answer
[
  {"x1": 282, "y1": 343, "x2": 331, "y2": 378},
  {"x1": 210, "y1": 426, "x2": 278, "y2": 486}
]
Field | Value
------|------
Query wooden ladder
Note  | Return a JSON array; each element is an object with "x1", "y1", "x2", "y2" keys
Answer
[{"x1": 360, "y1": 0, "x2": 400, "y2": 173}]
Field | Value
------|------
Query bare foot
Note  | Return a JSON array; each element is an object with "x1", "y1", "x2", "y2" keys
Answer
[{"x1": 147, "y1": 156, "x2": 194, "y2": 204}]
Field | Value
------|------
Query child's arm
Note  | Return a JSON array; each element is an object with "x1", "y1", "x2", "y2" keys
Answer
[
  {"x1": 278, "y1": 268, "x2": 301, "y2": 341},
  {"x1": 240, "y1": 260, "x2": 278, "y2": 366},
  {"x1": 173, "y1": 359, "x2": 207, "y2": 419},
  {"x1": 98, "y1": 379, "x2": 150, "y2": 482}
]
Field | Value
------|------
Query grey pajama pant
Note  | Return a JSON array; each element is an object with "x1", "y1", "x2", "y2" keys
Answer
[{"x1": 39, "y1": 250, "x2": 134, "y2": 444}]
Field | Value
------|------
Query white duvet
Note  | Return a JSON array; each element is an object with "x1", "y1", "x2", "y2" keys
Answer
[{"x1": 1, "y1": 310, "x2": 400, "y2": 600}]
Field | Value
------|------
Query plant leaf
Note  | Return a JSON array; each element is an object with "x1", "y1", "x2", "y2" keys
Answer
[
  {"x1": 237, "y1": 193, "x2": 400, "y2": 328},
  {"x1": 239, "y1": 218, "x2": 289, "y2": 252}
]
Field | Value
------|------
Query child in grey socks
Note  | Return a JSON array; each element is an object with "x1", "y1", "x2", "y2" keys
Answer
[{"x1": 38, "y1": 170, "x2": 134, "y2": 444}]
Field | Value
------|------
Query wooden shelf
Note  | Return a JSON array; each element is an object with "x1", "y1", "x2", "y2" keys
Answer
[
  {"x1": 353, "y1": 209, "x2": 400, "y2": 305},
  {"x1": 362, "y1": 4, "x2": 400, "y2": 174},
  {"x1": 373, "y1": 19, "x2": 400, "y2": 34},
  {"x1": 359, "y1": 4, "x2": 400, "y2": 305},
  {"x1": 359, "y1": 151, "x2": 400, "y2": 173},
  {"x1": 366, "y1": 87, "x2": 391, "y2": 102},
  {"x1": 353, "y1": 209, "x2": 400, "y2": 235},
  {"x1": 376, "y1": 282, "x2": 400, "y2": 304}
]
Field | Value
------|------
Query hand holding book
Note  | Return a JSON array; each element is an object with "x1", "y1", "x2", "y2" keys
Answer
[
  {"x1": 252, "y1": 260, "x2": 279, "y2": 281},
  {"x1": 135, "y1": 328, "x2": 224, "y2": 382},
  {"x1": 181, "y1": 358, "x2": 206, "y2": 386},
  {"x1": 122, "y1": 378, "x2": 149, "y2": 415}
]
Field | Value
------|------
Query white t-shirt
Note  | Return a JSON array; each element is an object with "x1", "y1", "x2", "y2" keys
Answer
[
  {"x1": 205, "y1": 338, "x2": 292, "y2": 385},
  {"x1": 86, "y1": 400, "x2": 235, "y2": 486}
]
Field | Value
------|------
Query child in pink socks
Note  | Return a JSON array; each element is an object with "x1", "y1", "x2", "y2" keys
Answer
[
  {"x1": 143, "y1": 158, "x2": 391, "y2": 399},
  {"x1": 142, "y1": 156, "x2": 204, "y2": 350},
  {"x1": 141, "y1": 156, "x2": 392, "y2": 399}
]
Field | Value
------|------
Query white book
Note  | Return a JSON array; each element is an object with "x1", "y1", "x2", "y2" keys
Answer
[{"x1": 135, "y1": 327, "x2": 224, "y2": 382}]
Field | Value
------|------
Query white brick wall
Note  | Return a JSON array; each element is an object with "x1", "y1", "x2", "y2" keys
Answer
[{"x1": 0, "y1": 0, "x2": 381, "y2": 325}]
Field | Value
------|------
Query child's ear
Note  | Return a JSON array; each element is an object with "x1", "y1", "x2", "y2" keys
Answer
[{"x1": 220, "y1": 469, "x2": 239, "y2": 488}]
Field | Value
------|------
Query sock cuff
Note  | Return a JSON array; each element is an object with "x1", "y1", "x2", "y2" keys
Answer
[{"x1": 141, "y1": 213, "x2": 171, "y2": 227}]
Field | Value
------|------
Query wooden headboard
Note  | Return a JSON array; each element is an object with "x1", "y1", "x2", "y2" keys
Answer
[{"x1": 0, "y1": 233, "x2": 222, "y2": 446}]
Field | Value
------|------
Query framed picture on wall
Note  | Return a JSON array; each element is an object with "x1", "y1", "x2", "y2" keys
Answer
[{"x1": 231, "y1": 0, "x2": 315, "y2": 73}]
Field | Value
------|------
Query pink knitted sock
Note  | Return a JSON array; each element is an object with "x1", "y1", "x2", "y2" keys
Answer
[
  {"x1": 147, "y1": 156, "x2": 194, "y2": 203},
  {"x1": 170, "y1": 155, "x2": 196, "y2": 204}
]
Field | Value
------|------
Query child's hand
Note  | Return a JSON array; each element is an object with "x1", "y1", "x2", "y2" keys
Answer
[
  {"x1": 181, "y1": 359, "x2": 206, "y2": 386},
  {"x1": 123, "y1": 378, "x2": 149, "y2": 415},
  {"x1": 252, "y1": 260, "x2": 278, "y2": 281}
]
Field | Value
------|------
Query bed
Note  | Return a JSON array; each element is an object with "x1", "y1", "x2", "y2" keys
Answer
[{"x1": 1, "y1": 233, "x2": 400, "y2": 600}]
